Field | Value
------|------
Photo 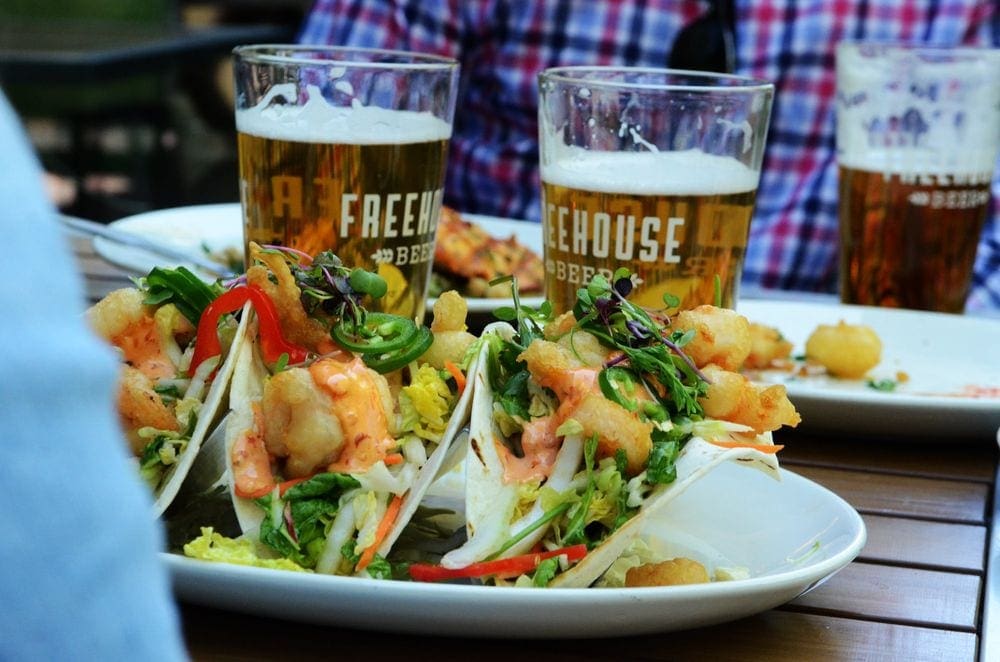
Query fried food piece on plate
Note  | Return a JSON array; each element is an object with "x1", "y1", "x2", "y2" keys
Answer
[
  {"x1": 433, "y1": 206, "x2": 543, "y2": 296},
  {"x1": 672, "y1": 305, "x2": 751, "y2": 371},
  {"x1": 625, "y1": 558, "x2": 710, "y2": 587},
  {"x1": 519, "y1": 337, "x2": 652, "y2": 474},
  {"x1": 422, "y1": 290, "x2": 476, "y2": 370},
  {"x1": 117, "y1": 366, "x2": 181, "y2": 454},
  {"x1": 246, "y1": 245, "x2": 329, "y2": 352},
  {"x1": 261, "y1": 357, "x2": 397, "y2": 478},
  {"x1": 805, "y1": 321, "x2": 882, "y2": 378},
  {"x1": 699, "y1": 364, "x2": 801, "y2": 433},
  {"x1": 744, "y1": 322, "x2": 794, "y2": 369}
]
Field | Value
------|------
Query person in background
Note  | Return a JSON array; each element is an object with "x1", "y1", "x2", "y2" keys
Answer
[
  {"x1": 298, "y1": 0, "x2": 1000, "y2": 313},
  {"x1": 0, "y1": 91, "x2": 186, "y2": 661}
]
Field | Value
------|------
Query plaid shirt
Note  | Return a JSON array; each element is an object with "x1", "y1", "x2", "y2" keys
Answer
[{"x1": 300, "y1": 0, "x2": 1000, "y2": 312}]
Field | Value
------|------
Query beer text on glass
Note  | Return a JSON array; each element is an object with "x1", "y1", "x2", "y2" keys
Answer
[
  {"x1": 234, "y1": 47, "x2": 458, "y2": 321},
  {"x1": 538, "y1": 68, "x2": 773, "y2": 315}
]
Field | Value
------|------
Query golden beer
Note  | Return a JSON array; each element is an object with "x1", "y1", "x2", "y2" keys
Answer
[
  {"x1": 236, "y1": 104, "x2": 450, "y2": 321},
  {"x1": 838, "y1": 164, "x2": 992, "y2": 312},
  {"x1": 541, "y1": 150, "x2": 758, "y2": 314}
]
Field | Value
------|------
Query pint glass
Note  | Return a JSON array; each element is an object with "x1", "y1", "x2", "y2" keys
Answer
[
  {"x1": 233, "y1": 45, "x2": 459, "y2": 320},
  {"x1": 538, "y1": 67, "x2": 773, "y2": 314},
  {"x1": 836, "y1": 43, "x2": 1000, "y2": 313}
]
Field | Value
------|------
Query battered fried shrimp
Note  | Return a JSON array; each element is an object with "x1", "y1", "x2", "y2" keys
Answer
[
  {"x1": 672, "y1": 306, "x2": 752, "y2": 371},
  {"x1": 246, "y1": 244, "x2": 328, "y2": 351},
  {"x1": 261, "y1": 367, "x2": 345, "y2": 478},
  {"x1": 519, "y1": 336, "x2": 588, "y2": 378},
  {"x1": 117, "y1": 366, "x2": 180, "y2": 454},
  {"x1": 88, "y1": 288, "x2": 188, "y2": 379},
  {"x1": 519, "y1": 339, "x2": 652, "y2": 474},
  {"x1": 555, "y1": 329, "x2": 609, "y2": 368},
  {"x1": 699, "y1": 364, "x2": 801, "y2": 433},
  {"x1": 543, "y1": 312, "x2": 577, "y2": 339},
  {"x1": 87, "y1": 288, "x2": 148, "y2": 341},
  {"x1": 262, "y1": 357, "x2": 400, "y2": 478},
  {"x1": 569, "y1": 391, "x2": 653, "y2": 474},
  {"x1": 423, "y1": 290, "x2": 475, "y2": 370},
  {"x1": 744, "y1": 322, "x2": 794, "y2": 369},
  {"x1": 805, "y1": 321, "x2": 882, "y2": 379},
  {"x1": 625, "y1": 558, "x2": 710, "y2": 587}
]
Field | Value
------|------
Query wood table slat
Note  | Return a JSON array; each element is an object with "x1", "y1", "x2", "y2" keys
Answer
[
  {"x1": 788, "y1": 562, "x2": 981, "y2": 631},
  {"x1": 779, "y1": 434, "x2": 997, "y2": 483},
  {"x1": 179, "y1": 606, "x2": 979, "y2": 662},
  {"x1": 791, "y1": 465, "x2": 990, "y2": 524},
  {"x1": 859, "y1": 514, "x2": 987, "y2": 572}
]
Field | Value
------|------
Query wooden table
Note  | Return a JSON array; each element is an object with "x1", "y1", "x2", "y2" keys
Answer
[{"x1": 70, "y1": 232, "x2": 1000, "y2": 661}]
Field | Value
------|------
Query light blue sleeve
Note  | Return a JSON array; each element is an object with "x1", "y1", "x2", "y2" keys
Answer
[{"x1": 0, "y1": 92, "x2": 187, "y2": 661}]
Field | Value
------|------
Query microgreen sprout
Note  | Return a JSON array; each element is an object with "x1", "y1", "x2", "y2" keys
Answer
[{"x1": 257, "y1": 245, "x2": 388, "y2": 331}]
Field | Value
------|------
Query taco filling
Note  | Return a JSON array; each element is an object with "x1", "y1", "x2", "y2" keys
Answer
[
  {"x1": 87, "y1": 266, "x2": 247, "y2": 514},
  {"x1": 423, "y1": 271, "x2": 800, "y2": 587},
  {"x1": 202, "y1": 244, "x2": 479, "y2": 577}
]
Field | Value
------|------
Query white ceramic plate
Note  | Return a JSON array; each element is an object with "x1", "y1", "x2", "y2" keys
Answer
[
  {"x1": 93, "y1": 203, "x2": 543, "y2": 313},
  {"x1": 93, "y1": 203, "x2": 243, "y2": 278},
  {"x1": 737, "y1": 300, "x2": 1000, "y2": 440},
  {"x1": 165, "y1": 463, "x2": 864, "y2": 638}
]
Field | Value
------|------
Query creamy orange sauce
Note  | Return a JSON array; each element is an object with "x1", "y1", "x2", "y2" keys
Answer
[
  {"x1": 112, "y1": 316, "x2": 174, "y2": 380},
  {"x1": 310, "y1": 357, "x2": 394, "y2": 474},
  {"x1": 232, "y1": 405, "x2": 276, "y2": 498},
  {"x1": 498, "y1": 367, "x2": 598, "y2": 483}
]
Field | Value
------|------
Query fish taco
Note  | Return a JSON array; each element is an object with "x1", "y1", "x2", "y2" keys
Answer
[
  {"x1": 200, "y1": 244, "x2": 480, "y2": 576},
  {"x1": 414, "y1": 272, "x2": 800, "y2": 587},
  {"x1": 87, "y1": 267, "x2": 251, "y2": 516}
]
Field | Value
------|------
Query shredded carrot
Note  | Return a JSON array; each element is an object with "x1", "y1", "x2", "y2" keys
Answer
[
  {"x1": 708, "y1": 441, "x2": 784, "y2": 454},
  {"x1": 444, "y1": 360, "x2": 466, "y2": 397},
  {"x1": 383, "y1": 453, "x2": 404, "y2": 466},
  {"x1": 355, "y1": 494, "x2": 404, "y2": 572}
]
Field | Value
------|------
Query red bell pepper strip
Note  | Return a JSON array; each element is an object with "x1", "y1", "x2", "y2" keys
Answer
[
  {"x1": 408, "y1": 544, "x2": 588, "y2": 582},
  {"x1": 190, "y1": 284, "x2": 309, "y2": 373}
]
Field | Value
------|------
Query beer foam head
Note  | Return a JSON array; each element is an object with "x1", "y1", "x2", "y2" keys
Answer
[
  {"x1": 236, "y1": 84, "x2": 452, "y2": 144},
  {"x1": 541, "y1": 148, "x2": 760, "y2": 195},
  {"x1": 837, "y1": 47, "x2": 1000, "y2": 172}
]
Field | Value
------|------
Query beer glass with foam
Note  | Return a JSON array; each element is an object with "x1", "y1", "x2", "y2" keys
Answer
[
  {"x1": 537, "y1": 67, "x2": 774, "y2": 314},
  {"x1": 233, "y1": 46, "x2": 459, "y2": 321},
  {"x1": 836, "y1": 43, "x2": 1000, "y2": 313}
]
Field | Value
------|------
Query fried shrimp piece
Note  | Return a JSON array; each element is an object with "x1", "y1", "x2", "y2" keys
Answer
[
  {"x1": 625, "y1": 558, "x2": 710, "y2": 587},
  {"x1": 570, "y1": 391, "x2": 653, "y2": 474},
  {"x1": 699, "y1": 364, "x2": 801, "y2": 433},
  {"x1": 87, "y1": 288, "x2": 148, "y2": 341},
  {"x1": 261, "y1": 367, "x2": 345, "y2": 478},
  {"x1": 117, "y1": 366, "x2": 180, "y2": 454},
  {"x1": 263, "y1": 357, "x2": 400, "y2": 479},
  {"x1": 543, "y1": 311, "x2": 577, "y2": 339},
  {"x1": 422, "y1": 290, "x2": 476, "y2": 370},
  {"x1": 519, "y1": 339, "x2": 652, "y2": 474},
  {"x1": 246, "y1": 244, "x2": 328, "y2": 351},
  {"x1": 805, "y1": 321, "x2": 882, "y2": 378},
  {"x1": 672, "y1": 305, "x2": 751, "y2": 371},
  {"x1": 744, "y1": 322, "x2": 794, "y2": 369}
]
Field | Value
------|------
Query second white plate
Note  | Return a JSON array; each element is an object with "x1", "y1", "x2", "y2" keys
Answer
[
  {"x1": 93, "y1": 203, "x2": 543, "y2": 313},
  {"x1": 737, "y1": 299, "x2": 1000, "y2": 440}
]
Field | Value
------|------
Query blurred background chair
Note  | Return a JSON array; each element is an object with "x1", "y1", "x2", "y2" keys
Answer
[{"x1": 0, "y1": 0, "x2": 302, "y2": 221}]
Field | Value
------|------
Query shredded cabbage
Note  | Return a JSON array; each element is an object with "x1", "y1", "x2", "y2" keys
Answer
[
  {"x1": 399, "y1": 364, "x2": 454, "y2": 441},
  {"x1": 184, "y1": 527, "x2": 309, "y2": 572},
  {"x1": 352, "y1": 491, "x2": 385, "y2": 551},
  {"x1": 594, "y1": 538, "x2": 661, "y2": 587}
]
